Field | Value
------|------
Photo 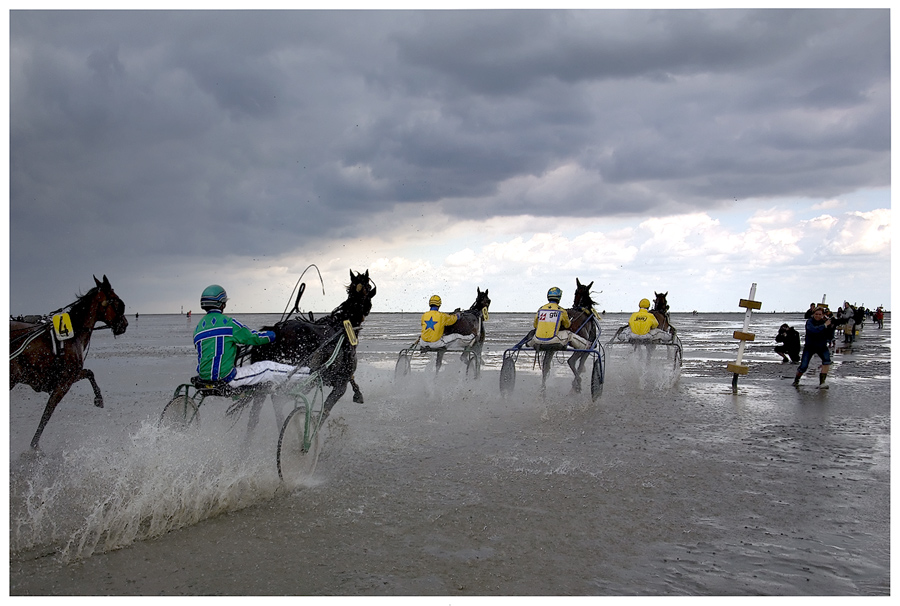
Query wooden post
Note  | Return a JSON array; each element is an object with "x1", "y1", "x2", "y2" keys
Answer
[{"x1": 727, "y1": 283, "x2": 761, "y2": 392}]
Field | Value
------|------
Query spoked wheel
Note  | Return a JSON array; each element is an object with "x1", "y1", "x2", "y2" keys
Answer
[
  {"x1": 277, "y1": 405, "x2": 324, "y2": 482},
  {"x1": 394, "y1": 354, "x2": 411, "y2": 380},
  {"x1": 590, "y1": 356, "x2": 604, "y2": 401},
  {"x1": 159, "y1": 394, "x2": 200, "y2": 430},
  {"x1": 499, "y1": 356, "x2": 516, "y2": 396}
]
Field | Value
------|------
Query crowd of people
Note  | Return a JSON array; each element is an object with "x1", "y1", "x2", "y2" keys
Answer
[{"x1": 775, "y1": 300, "x2": 885, "y2": 389}]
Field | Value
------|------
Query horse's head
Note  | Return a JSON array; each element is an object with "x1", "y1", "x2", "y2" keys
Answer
[
  {"x1": 346, "y1": 269, "x2": 376, "y2": 319},
  {"x1": 94, "y1": 274, "x2": 128, "y2": 335},
  {"x1": 573, "y1": 278, "x2": 596, "y2": 310},
  {"x1": 653, "y1": 291, "x2": 669, "y2": 313},
  {"x1": 473, "y1": 287, "x2": 491, "y2": 316}
]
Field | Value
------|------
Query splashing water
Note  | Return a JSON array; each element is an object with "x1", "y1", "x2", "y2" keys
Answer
[
  {"x1": 10, "y1": 420, "x2": 284, "y2": 563},
  {"x1": 606, "y1": 346, "x2": 682, "y2": 392}
]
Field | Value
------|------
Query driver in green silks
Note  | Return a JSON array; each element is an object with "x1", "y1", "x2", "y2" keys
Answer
[{"x1": 193, "y1": 284, "x2": 308, "y2": 387}]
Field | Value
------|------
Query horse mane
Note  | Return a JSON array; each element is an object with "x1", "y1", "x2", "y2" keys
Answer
[
  {"x1": 324, "y1": 271, "x2": 374, "y2": 326},
  {"x1": 466, "y1": 288, "x2": 490, "y2": 313},
  {"x1": 59, "y1": 285, "x2": 102, "y2": 323},
  {"x1": 572, "y1": 280, "x2": 596, "y2": 311}
]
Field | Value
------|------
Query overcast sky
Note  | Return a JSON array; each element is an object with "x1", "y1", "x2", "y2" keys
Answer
[{"x1": 6, "y1": 8, "x2": 892, "y2": 316}]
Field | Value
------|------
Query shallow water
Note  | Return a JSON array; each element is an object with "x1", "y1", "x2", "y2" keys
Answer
[{"x1": 8, "y1": 312, "x2": 891, "y2": 595}]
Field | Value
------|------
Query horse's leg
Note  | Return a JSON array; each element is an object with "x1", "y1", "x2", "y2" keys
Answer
[
  {"x1": 579, "y1": 352, "x2": 589, "y2": 384},
  {"x1": 471, "y1": 337, "x2": 485, "y2": 372},
  {"x1": 270, "y1": 391, "x2": 291, "y2": 431},
  {"x1": 242, "y1": 391, "x2": 266, "y2": 455},
  {"x1": 78, "y1": 368, "x2": 104, "y2": 408},
  {"x1": 567, "y1": 352, "x2": 583, "y2": 393},
  {"x1": 323, "y1": 380, "x2": 349, "y2": 417},
  {"x1": 31, "y1": 386, "x2": 71, "y2": 449},
  {"x1": 350, "y1": 375, "x2": 364, "y2": 404},
  {"x1": 540, "y1": 350, "x2": 552, "y2": 395},
  {"x1": 435, "y1": 350, "x2": 444, "y2": 374}
]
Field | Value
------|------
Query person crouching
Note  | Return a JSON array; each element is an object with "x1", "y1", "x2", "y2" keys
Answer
[{"x1": 774, "y1": 323, "x2": 801, "y2": 364}]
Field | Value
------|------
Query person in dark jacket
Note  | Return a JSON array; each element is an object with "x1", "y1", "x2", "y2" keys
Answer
[
  {"x1": 793, "y1": 307, "x2": 832, "y2": 388},
  {"x1": 774, "y1": 324, "x2": 801, "y2": 363},
  {"x1": 852, "y1": 305, "x2": 866, "y2": 340},
  {"x1": 804, "y1": 303, "x2": 817, "y2": 319},
  {"x1": 823, "y1": 309, "x2": 839, "y2": 348}
]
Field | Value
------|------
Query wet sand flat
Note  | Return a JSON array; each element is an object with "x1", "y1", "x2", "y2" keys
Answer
[{"x1": 8, "y1": 313, "x2": 891, "y2": 595}]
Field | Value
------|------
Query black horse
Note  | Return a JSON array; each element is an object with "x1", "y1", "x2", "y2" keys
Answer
[
  {"x1": 434, "y1": 287, "x2": 490, "y2": 374},
  {"x1": 249, "y1": 269, "x2": 375, "y2": 420},
  {"x1": 565, "y1": 278, "x2": 600, "y2": 393},
  {"x1": 10, "y1": 275, "x2": 128, "y2": 448}
]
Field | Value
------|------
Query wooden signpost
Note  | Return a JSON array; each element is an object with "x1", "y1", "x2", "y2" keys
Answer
[{"x1": 727, "y1": 283, "x2": 761, "y2": 392}]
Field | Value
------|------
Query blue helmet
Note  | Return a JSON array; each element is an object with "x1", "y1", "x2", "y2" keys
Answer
[
  {"x1": 547, "y1": 287, "x2": 562, "y2": 302},
  {"x1": 200, "y1": 284, "x2": 228, "y2": 310}
]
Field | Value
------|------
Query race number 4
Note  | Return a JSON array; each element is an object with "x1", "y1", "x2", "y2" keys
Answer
[{"x1": 52, "y1": 313, "x2": 74, "y2": 340}]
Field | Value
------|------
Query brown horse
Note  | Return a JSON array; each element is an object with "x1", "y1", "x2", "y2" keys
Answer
[
  {"x1": 435, "y1": 287, "x2": 490, "y2": 375},
  {"x1": 534, "y1": 279, "x2": 599, "y2": 394},
  {"x1": 650, "y1": 291, "x2": 675, "y2": 335},
  {"x1": 10, "y1": 275, "x2": 128, "y2": 449}
]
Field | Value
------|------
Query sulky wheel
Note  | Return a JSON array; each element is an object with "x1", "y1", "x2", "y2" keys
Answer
[
  {"x1": 499, "y1": 356, "x2": 516, "y2": 396},
  {"x1": 590, "y1": 356, "x2": 604, "y2": 402},
  {"x1": 159, "y1": 394, "x2": 200, "y2": 430},
  {"x1": 394, "y1": 354, "x2": 411, "y2": 380},
  {"x1": 277, "y1": 405, "x2": 322, "y2": 482}
]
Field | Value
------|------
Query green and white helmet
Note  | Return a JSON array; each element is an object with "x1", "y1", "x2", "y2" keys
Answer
[{"x1": 200, "y1": 284, "x2": 228, "y2": 310}]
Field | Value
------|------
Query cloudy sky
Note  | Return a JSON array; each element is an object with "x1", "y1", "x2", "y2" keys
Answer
[{"x1": 7, "y1": 8, "x2": 892, "y2": 315}]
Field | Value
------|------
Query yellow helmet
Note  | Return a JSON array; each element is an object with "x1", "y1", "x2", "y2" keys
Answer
[
  {"x1": 429, "y1": 295, "x2": 442, "y2": 307},
  {"x1": 639, "y1": 298, "x2": 651, "y2": 309}
]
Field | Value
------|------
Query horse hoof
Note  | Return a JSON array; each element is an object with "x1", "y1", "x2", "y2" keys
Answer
[
  {"x1": 94, "y1": 399, "x2": 104, "y2": 408},
  {"x1": 353, "y1": 394, "x2": 364, "y2": 404}
]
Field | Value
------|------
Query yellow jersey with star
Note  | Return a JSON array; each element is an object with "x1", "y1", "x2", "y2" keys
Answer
[
  {"x1": 533, "y1": 302, "x2": 571, "y2": 340},
  {"x1": 421, "y1": 308, "x2": 458, "y2": 342},
  {"x1": 628, "y1": 309, "x2": 659, "y2": 335}
]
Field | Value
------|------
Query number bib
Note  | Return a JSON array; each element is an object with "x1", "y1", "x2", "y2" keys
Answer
[
  {"x1": 52, "y1": 313, "x2": 74, "y2": 341},
  {"x1": 535, "y1": 309, "x2": 562, "y2": 340}
]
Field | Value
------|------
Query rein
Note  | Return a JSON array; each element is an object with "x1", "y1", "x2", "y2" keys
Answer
[{"x1": 570, "y1": 307, "x2": 595, "y2": 336}]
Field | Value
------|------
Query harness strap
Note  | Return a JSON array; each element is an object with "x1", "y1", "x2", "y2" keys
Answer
[
  {"x1": 570, "y1": 308, "x2": 594, "y2": 336},
  {"x1": 9, "y1": 324, "x2": 52, "y2": 361}
]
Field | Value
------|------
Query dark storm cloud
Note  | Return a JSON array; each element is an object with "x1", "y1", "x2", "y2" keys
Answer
[{"x1": 8, "y1": 9, "x2": 889, "y2": 310}]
